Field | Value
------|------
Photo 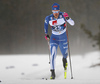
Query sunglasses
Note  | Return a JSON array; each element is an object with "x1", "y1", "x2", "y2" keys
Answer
[{"x1": 52, "y1": 11, "x2": 59, "y2": 13}]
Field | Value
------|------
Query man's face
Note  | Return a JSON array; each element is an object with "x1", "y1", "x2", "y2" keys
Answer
[{"x1": 52, "y1": 10, "x2": 60, "y2": 19}]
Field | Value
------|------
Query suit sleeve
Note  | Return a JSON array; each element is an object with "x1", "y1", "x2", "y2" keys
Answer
[
  {"x1": 44, "y1": 16, "x2": 49, "y2": 34},
  {"x1": 63, "y1": 12, "x2": 75, "y2": 26},
  {"x1": 66, "y1": 18, "x2": 75, "y2": 26}
]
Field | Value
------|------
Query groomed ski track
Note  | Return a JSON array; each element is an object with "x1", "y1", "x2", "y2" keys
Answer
[{"x1": 0, "y1": 51, "x2": 100, "y2": 84}]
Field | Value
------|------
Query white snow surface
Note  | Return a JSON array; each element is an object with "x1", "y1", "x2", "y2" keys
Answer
[{"x1": 0, "y1": 51, "x2": 100, "y2": 84}]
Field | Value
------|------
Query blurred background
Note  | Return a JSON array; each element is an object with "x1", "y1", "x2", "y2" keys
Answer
[{"x1": 0, "y1": 0, "x2": 100, "y2": 55}]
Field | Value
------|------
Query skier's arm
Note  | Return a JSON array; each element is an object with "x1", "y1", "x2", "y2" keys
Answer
[
  {"x1": 66, "y1": 18, "x2": 75, "y2": 26},
  {"x1": 44, "y1": 16, "x2": 50, "y2": 40},
  {"x1": 44, "y1": 16, "x2": 49, "y2": 34},
  {"x1": 63, "y1": 12, "x2": 75, "y2": 26}
]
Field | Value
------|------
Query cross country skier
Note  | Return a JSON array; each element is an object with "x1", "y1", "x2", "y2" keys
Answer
[{"x1": 44, "y1": 3, "x2": 75, "y2": 79}]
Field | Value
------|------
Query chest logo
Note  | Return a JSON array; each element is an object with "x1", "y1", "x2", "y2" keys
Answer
[{"x1": 52, "y1": 20, "x2": 57, "y2": 25}]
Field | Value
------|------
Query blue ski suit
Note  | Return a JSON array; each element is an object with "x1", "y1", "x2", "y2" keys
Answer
[{"x1": 44, "y1": 12, "x2": 74, "y2": 69}]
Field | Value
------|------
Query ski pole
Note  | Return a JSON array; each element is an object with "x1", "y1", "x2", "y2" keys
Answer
[
  {"x1": 68, "y1": 42, "x2": 73, "y2": 79},
  {"x1": 47, "y1": 39, "x2": 50, "y2": 64},
  {"x1": 66, "y1": 22, "x2": 74, "y2": 79}
]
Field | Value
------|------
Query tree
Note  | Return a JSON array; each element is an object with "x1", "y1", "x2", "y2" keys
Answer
[{"x1": 80, "y1": 24, "x2": 100, "y2": 50}]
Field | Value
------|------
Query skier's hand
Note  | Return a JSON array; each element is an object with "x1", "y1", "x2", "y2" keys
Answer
[
  {"x1": 45, "y1": 34, "x2": 50, "y2": 40},
  {"x1": 63, "y1": 12, "x2": 68, "y2": 17},
  {"x1": 63, "y1": 12, "x2": 69, "y2": 20}
]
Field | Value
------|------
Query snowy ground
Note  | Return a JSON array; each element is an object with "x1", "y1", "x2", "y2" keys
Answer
[{"x1": 0, "y1": 51, "x2": 100, "y2": 84}]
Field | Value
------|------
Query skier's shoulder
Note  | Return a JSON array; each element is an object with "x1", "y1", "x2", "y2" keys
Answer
[
  {"x1": 59, "y1": 12, "x2": 64, "y2": 15},
  {"x1": 59, "y1": 12, "x2": 64, "y2": 18},
  {"x1": 45, "y1": 14, "x2": 53, "y2": 20},
  {"x1": 59, "y1": 11, "x2": 64, "y2": 14}
]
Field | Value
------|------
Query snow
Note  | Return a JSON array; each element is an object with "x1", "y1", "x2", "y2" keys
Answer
[{"x1": 0, "y1": 51, "x2": 100, "y2": 84}]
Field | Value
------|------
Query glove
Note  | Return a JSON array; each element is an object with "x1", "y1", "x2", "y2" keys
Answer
[
  {"x1": 45, "y1": 34, "x2": 50, "y2": 40},
  {"x1": 63, "y1": 12, "x2": 69, "y2": 20},
  {"x1": 63, "y1": 12, "x2": 69, "y2": 17}
]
